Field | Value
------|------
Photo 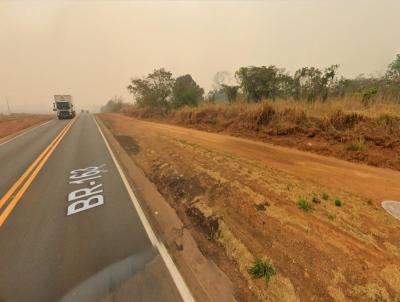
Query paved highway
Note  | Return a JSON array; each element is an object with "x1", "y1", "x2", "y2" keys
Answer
[{"x1": 0, "y1": 114, "x2": 191, "y2": 302}]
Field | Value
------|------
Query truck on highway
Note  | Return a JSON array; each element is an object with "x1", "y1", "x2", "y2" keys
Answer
[{"x1": 53, "y1": 95, "x2": 75, "y2": 119}]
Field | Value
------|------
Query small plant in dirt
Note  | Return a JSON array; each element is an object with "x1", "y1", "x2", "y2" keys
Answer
[
  {"x1": 312, "y1": 193, "x2": 321, "y2": 204},
  {"x1": 327, "y1": 213, "x2": 336, "y2": 220},
  {"x1": 367, "y1": 198, "x2": 373, "y2": 205},
  {"x1": 335, "y1": 198, "x2": 343, "y2": 207},
  {"x1": 348, "y1": 136, "x2": 368, "y2": 152},
  {"x1": 248, "y1": 258, "x2": 276, "y2": 282},
  {"x1": 297, "y1": 198, "x2": 313, "y2": 211},
  {"x1": 321, "y1": 192, "x2": 329, "y2": 200}
]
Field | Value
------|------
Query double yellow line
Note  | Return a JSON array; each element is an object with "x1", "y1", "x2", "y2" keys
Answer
[{"x1": 0, "y1": 119, "x2": 75, "y2": 227}]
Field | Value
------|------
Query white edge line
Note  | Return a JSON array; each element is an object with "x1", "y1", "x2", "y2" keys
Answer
[
  {"x1": 93, "y1": 116, "x2": 195, "y2": 302},
  {"x1": 0, "y1": 119, "x2": 53, "y2": 147}
]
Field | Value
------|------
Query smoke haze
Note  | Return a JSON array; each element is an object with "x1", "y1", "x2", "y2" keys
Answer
[{"x1": 1, "y1": 0, "x2": 399, "y2": 113}]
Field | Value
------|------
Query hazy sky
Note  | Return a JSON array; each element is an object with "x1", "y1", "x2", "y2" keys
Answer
[{"x1": 1, "y1": 0, "x2": 399, "y2": 113}]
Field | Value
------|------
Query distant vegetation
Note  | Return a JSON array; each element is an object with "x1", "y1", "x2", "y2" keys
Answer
[
  {"x1": 100, "y1": 55, "x2": 400, "y2": 171},
  {"x1": 101, "y1": 54, "x2": 400, "y2": 113},
  {"x1": 100, "y1": 96, "x2": 124, "y2": 113}
]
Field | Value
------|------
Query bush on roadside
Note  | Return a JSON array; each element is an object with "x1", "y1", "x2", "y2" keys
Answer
[
  {"x1": 249, "y1": 258, "x2": 276, "y2": 282},
  {"x1": 297, "y1": 198, "x2": 313, "y2": 211},
  {"x1": 335, "y1": 199, "x2": 343, "y2": 207}
]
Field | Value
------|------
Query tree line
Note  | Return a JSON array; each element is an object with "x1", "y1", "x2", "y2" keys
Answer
[{"x1": 101, "y1": 54, "x2": 400, "y2": 112}]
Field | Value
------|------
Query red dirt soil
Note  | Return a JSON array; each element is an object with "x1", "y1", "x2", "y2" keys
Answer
[
  {"x1": 124, "y1": 104, "x2": 400, "y2": 171},
  {"x1": 100, "y1": 113, "x2": 400, "y2": 302},
  {"x1": 0, "y1": 115, "x2": 52, "y2": 140}
]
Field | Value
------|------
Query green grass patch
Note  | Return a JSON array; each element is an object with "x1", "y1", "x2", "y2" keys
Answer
[
  {"x1": 297, "y1": 198, "x2": 313, "y2": 211},
  {"x1": 335, "y1": 198, "x2": 343, "y2": 207},
  {"x1": 248, "y1": 258, "x2": 276, "y2": 282}
]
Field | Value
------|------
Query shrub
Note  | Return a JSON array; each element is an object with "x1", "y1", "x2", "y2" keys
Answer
[
  {"x1": 297, "y1": 198, "x2": 313, "y2": 211},
  {"x1": 254, "y1": 103, "x2": 276, "y2": 127},
  {"x1": 321, "y1": 192, "x2": 329, "y2": 200},
  {"x1": 335, "y1": 199, "x2": 342, "y2": 207},
  {"x1": 248, "y1": 258, "x2": 276, "y2": 282},
  {"x1": 362, "y1": 87, "x2": 378, "y2": 106},
  {"x1": 330, "y1": 109, "x2": 363, "y2": 130},
  {"x1": 378, "y1": 114, "x2": 400, "y2": 135},
  {"x1": 242, "y1": 103, "x2": 275, "y2": 129}
]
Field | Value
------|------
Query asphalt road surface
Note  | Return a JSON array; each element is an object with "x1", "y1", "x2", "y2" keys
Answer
[{"x1": 0, "y1": 114, "x2": 190, "y2": 302}]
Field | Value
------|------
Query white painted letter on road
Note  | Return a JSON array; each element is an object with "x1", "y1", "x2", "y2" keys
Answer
[
  {"x1": 67, "y1": 195, "x2": 104, "y2": 216},
  {"x1": 68, "y1": 183, "x2": 103, "y2": 201},
  {"x1": 66, "y1": 165, "x2": 106, "y2": 216}
]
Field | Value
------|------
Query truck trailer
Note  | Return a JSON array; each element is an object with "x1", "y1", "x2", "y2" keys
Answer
[{"x1": 53, "y1": 95, "x2": 75, "y2": 119}]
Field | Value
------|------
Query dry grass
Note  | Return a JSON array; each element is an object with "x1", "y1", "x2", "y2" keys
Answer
[
  {"x1": 124, "y1": 96, "x2": 400, "y2": 120},
  {"x1": 173, "y1": 97, "x2": 400, "y2": 121},
  {"x1": 169, "y1": 99, "x2": 399, "y2": 136},
  {"x1": 247, "y1": 97, "x2": 400, "y2": 118},
  {"x1": 122, "y1": 97, "x2": 400, "y2": 142},
  {"x1": 121, "y1": 97, "x2": 400, "y2": 170}
]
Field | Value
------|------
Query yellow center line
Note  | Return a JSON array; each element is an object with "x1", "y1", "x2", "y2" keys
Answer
[
  {"x1": 0, "y1": 119, "x2": 75, "y2": 227},
  {"x1": 0, "y1": 120, "x2": 73, "y2": 210}
]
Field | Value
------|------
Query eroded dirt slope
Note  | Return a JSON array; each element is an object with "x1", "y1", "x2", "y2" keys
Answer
[{"x1": 100, "y1": 113, "x2": 400, "y2": 302}]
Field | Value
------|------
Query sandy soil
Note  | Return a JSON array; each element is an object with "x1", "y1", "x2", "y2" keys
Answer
[
  {"x1": 0, "y1": 114, "x2": 52, "y2": 140},
  {"x1": 100, "y1": 113, "x2": 400, "y2": 302}
]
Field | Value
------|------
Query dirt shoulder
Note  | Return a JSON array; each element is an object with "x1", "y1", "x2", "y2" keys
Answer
[
  {"x1": 96, "y1": 116, "x2": 238, "y2": 302},
  {"x1": 0, "y1": 114, "x2": 53, "y2": 141},
  {"x1": 99, "y1": 113, "x2": 400, "y2": 302}
]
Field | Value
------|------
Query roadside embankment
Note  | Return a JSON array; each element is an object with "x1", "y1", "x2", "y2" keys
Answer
[
  {"x1": 99, "y1": 113, "x2": 400, "y2": 302},
  {"x1": 121, "y1": 100, "x2": 400, "y2": 171}
]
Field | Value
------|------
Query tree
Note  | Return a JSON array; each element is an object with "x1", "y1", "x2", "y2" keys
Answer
[
  {"x1": 386, "y1": 54, "x2": 400, "y2": 80},
  {"x1": 100, "y1": 96, "x2": 124, "y2": 113},
  {"x1": 127, "y1": 68, "x2": 175, "y2": 109},
  {"x1": 172, "y1": 74, "x2": 204, "y2": 108},
  {"x1": 330, "y1": 76, "x2": 351, "y2": 97},
  {"x1": 235, "y1": 65, "x2": 290, "y2": 101},
  {"x1": 213, "y1": 71, "x2": 232, "y2": 90},
  {"x1": 210, "y1": 71, "x2": 239, "y2": 102},
  {"x1": 293, "y1": 65, "x2": 339, "y2": 101},
  {"x1": 221, "y1": 84, "x2": 240, "y2": 102}
]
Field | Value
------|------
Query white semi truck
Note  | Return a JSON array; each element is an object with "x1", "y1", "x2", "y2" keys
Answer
[{"x1": 53, "y1": 95, "x2": 75, "y2": 119}]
